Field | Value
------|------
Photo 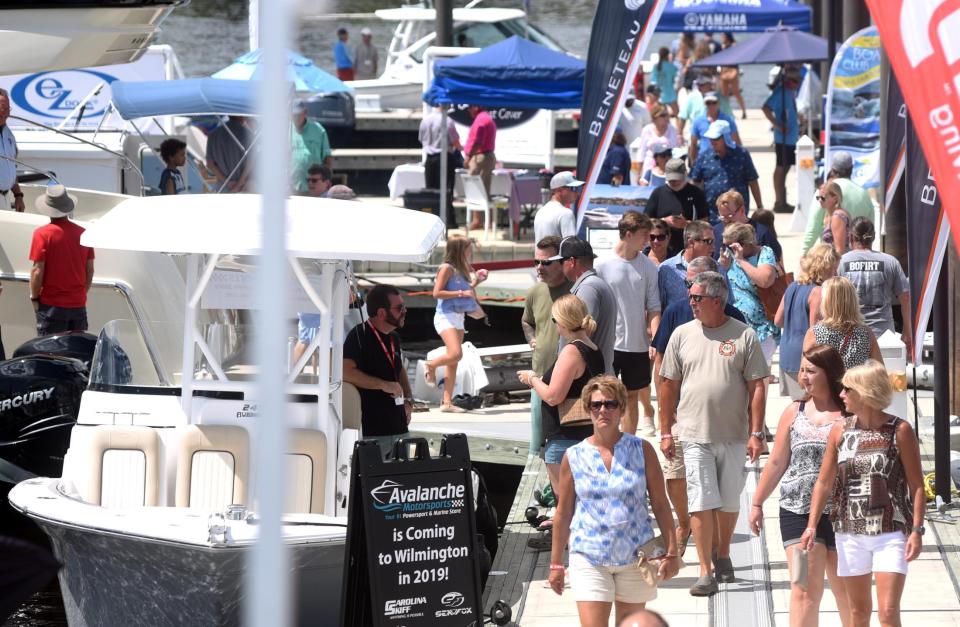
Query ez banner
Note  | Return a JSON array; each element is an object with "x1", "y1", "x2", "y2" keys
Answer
[
  {"x1": 866, "y1": 0, "x2": 960, "y2": 256},
  {"x1": 574, "y1": 0, "x2": 666, "y2": 230}
]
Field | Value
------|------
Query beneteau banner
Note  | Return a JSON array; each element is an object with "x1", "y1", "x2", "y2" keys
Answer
[
  {"x1": 575, "y1": 0, "x2": 666, "y2": 229},
  {"x1": 866, "y1": 0, "x2": 960, "y2": 256},
  {"x1": 824, "y1": 26, "x2": 881, "y2": 190},
  {"x1": 905, "y1": 120, "x2": 952, "y2": 365},
  {"x1": 882, "y1": 74, "x2": 907, "y2": 212}
]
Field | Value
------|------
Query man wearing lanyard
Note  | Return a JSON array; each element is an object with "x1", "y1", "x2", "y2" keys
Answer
[
  {"x1": 343, "y1": 284, "x2": 413, "y2": 460},
  {"x1": 0, "y1": 90, "x2": 25, "y2": 212}
]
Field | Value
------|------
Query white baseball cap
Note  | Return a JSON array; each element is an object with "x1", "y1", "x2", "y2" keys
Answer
[{"x1": 549, "y1": 171, "x2": 584, "y2": 190}]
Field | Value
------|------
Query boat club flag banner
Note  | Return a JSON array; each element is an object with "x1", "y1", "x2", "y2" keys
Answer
[
  {"x1": 882, "y1": 74, "x2": 907, "y2": 212},
  {"x1": 905, "y1": 121, "x2": 952, "y2": 365},
  {"x1": 824, "y1": 26, "x2": 882, "y2": 190},
  {"x1": 865, "y1": 0, "x2": 960, "y2": 256},
  {"x1": 575, "y1": 0, "x2": 667, "y2": 229}
]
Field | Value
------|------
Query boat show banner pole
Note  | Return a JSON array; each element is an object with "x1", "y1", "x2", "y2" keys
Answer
[
  {"x1": 247, "y1": 0, "x2": 294, "y2": 625},
  {"x1": 573, "y1": 0, "x2": 666, "y2": 231}
]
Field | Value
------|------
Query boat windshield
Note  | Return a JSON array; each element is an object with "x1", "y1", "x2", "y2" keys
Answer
[
  {"x1": 89, "y1": 318, "x2": 252, "y2": 389},
  {"x1": 409, "y1": 18, "x2": 564, "y2": 64}
]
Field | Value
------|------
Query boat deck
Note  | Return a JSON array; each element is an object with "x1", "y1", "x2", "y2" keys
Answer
[{"x1": 409, "y1": 400, "x2": 533, "y2": 466}]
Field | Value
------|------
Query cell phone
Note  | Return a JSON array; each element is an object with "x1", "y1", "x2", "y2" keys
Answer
[{"x1": 721, "y1": 244, "x2": 732, "y2": 258}]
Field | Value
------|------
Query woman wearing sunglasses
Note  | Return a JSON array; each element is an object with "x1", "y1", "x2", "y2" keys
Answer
[
  {"x1": 644, "y1": 219, "x2": 670, "y2": 266},
  {"x1": 818, "y1": 181, "x2": 851, "y2": 256},
  {"x1": 801, "y1": 360, "x2": 925, "y2": 627},
  {"x1": 547, "y1": 375, "x2": 680, "y2": 626},
  {"x1": 749, "y1": 345, "x2": 851, "y2": 626}
]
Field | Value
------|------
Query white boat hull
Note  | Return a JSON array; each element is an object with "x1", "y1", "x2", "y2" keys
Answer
[{"x1": 10, "y1": 478, "x2": 346, "y2": 627}]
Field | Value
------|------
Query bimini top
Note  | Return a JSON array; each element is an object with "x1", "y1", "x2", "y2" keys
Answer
[
  {"x1": 80, "y1": 194, "x2": 445, "y2": 262},
  {"x1": 374, "y1": 7, "x2": 525, "y2": 23},
  {"x1": 111, "y1": 78, "x2": 256, "y2": 120}
]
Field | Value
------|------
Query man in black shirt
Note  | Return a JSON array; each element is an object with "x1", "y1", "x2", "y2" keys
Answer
[
  {"x1": 644, "y1": 159, "x2": 709, "y2": 256},
  {"x1": 343, "y1": 284, "x2": 413, "y2": 460}
]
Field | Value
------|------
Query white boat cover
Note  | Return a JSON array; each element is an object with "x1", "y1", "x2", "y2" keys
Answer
[
  {"x1": 80, "y1": 194, "x2": 445, "y2": 262},
  {"x1": 374, "y1": 7, "x2": 525, "y2": 22}
]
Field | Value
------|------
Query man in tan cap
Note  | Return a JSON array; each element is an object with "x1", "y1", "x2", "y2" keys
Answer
[{"x1": 28, "y1": 185, "x2": 95, "y2": 336}]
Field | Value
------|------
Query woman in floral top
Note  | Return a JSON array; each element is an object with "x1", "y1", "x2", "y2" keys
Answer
[{"x1": 719, "y1": 222, "x2": 780, "y2": 365}]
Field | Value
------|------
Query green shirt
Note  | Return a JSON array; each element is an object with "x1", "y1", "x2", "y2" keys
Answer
[
  {"x1": 291, "y1": 121, "x2": 332, "y2": 192},
  {"x1": 802, "y1": 178, "x2": 875, "y2": 253},
  {"x1": 523, "y1": 280, "x2": 571, "y2": 375}
]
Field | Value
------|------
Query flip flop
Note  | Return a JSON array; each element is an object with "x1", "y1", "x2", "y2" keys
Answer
[
  {"x1": 677, "y1": 527, "x2": 692, "y2": 558},
  {"x1": 423, "y1": 365, "x2": 436, "y2": 388}
]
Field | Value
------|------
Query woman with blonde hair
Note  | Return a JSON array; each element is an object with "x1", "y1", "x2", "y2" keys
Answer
[
  {"x1": 548, "y1": 375, "x2": 680, "y2": 626},
  {"x1": 802, "y1": 360, "x2": 925, "y2": 627},
  {"x1": 803, "y1": 276, "x2": 881, "y2": 369},
  {"x1": 775, "y1": 244, "x2": 840, "y2": 399},
  {"x1": 818, "y1": 181, "x2": 851, "y2": 255},
  {"x1": 517, "y1": 294, "x2": 605, "y2": 541},
  {"x1": 424, "y1": 235, "x2": 488, "y2": 412},
  {"x1": 719, "y1": 222, "x2": 780, "y2": 364}
]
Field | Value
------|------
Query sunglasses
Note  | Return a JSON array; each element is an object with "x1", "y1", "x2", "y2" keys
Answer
[
  {"x1": 696, "y1": 238, "x2": 715, "y2": 246},
  {"x1": 650, "y1": 233, "x2": 668, "y2": 242},
  {"x1": 588, "y1": 400, "x2": 620, "y2": 411},
  {"x1": 390, "y1": 304, "x2": 407, "y2": 312},
  {"x1": 684, "y1": 279, "x2": 694, "y2": 289},
  {"x1": 688, "y1": 294, "x2": 708, "y2": 303},
  {"x1": 533, "y1": 259, "x2": 557, "y2": 267},
  {"x1": 816, "y1": 194, "x2": 835, "y2": 201}
]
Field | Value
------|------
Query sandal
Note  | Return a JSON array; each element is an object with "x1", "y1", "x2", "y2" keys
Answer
[
  {"x1": 423, "y1": 364, "x2": 436, "y2": 388},
  {"x1": 677, "y1": 527, "x2": 692, "y2": 558},
  {"x1": 440, "y1": 403, "x2": 466, "y2": 413}
]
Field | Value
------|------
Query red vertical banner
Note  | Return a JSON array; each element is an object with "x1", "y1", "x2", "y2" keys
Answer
[{"x1": 865, "y1": 0, "x2": 960, "y2": 256}]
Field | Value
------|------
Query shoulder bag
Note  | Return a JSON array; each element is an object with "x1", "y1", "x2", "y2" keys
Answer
[{"x1": 757, "y1": 260, "x2": 793, "y2": 322}]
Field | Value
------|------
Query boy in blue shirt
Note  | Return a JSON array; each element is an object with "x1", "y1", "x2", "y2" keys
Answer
[{"x1": 159, "y1": 138, "x2": 186, "y2": 195}]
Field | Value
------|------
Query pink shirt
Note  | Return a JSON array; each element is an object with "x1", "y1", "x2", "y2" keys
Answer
[{"x1": 464, "y1": 110, "x2": 496, "y2": 156}]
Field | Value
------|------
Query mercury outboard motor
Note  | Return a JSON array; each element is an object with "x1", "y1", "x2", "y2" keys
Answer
[{"x1": 1, "y1": 332, "x2": 95, "y2": 490}]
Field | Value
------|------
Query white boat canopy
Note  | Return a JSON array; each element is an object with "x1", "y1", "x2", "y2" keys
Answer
[
  {"x1": 374, "y1": 7, "x2": 525, "y2": 23},
  {"x1": 80, "y1": 194, "x2": 445, "y2": 262}
]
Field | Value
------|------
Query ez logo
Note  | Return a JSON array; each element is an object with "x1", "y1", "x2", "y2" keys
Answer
[{"x1": 10, "y1": 69, "x2": 118, "y2": 120}]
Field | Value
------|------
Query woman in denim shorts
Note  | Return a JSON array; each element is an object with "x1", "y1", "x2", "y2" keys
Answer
[{"x1": 749, "y1": 345, "x2": 851, "y2": 625}]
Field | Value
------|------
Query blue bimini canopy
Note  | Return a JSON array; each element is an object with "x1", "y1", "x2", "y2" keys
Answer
[
  {"x1": 423, "y1": 36, "x2": 585, "y2": 110},
  {"x1": 112, "y1": 78, "x2": 256, "y2": 120},
  {"x1": 657, "y1": 0, "x2": 811, "y2": 33}
]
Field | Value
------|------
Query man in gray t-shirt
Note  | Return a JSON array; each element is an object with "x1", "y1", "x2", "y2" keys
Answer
[
  {"x1": 838, "y1": 218, "x2": 912, "y2": 355},
  {"x1": 550, "y1": 236, "x2": 616, "y2": 374}
]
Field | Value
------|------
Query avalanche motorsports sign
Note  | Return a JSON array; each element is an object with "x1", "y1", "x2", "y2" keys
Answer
[{"x1": 341, "y1": 436, "x2": 483, "y2": 627}]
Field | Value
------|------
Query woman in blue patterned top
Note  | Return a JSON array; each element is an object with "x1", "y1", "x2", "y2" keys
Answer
[
  {"x1": 548, "y1": 375, "x2": 679, "y2": 625},
  {"x1": 719, "y1": 221, "x2": 781, "y2": 366}
]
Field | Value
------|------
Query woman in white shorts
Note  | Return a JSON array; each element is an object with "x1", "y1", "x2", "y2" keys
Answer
[
  {"x1": 548, "y1": 376, "x2": 680, "y2": 626},
  {"x1": 802, "y1": 360, "x2": 925, "y2": 627},
  {"x1": 423, "y1": 235, "x2": 487, "y2": 412}
]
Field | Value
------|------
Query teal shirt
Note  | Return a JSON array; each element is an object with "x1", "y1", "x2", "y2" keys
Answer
[{"x1": 291, "y1": 121, "x2": 332, "y2": 192}]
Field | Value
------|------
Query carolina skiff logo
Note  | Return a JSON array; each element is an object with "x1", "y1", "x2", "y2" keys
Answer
[
  {"x1": 624, "y1": 0, "x2": 646, "y2": 9},
  {"x1": 10, "y1": 69, "x2": 118, "y2": 121},
  {"x1": 718, "y1": 340, "x2": 736, "y2": 357},
  {"x1": 369, "y1": 479, "x2": 466, "y2": 513},
  {"x1": 440, "y1": 591, "x2": 465, "y2": 608}
]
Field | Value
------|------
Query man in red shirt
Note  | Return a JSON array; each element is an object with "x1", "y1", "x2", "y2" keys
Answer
[
  {"x1": 28, "y1": 185, "x2": 95, "y2": 336},
  {"x1": 463, "y1": 104, "x2": 497, "y2": 230}
]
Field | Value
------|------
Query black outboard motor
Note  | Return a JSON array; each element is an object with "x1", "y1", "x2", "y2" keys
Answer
[{"x1": 13, "y1": 332, "x2": 97, "y2": 368}]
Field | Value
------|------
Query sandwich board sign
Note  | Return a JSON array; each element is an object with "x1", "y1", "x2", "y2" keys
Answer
[{"x1": 341, "y1": 435, "x2": 483, "y2": 626}]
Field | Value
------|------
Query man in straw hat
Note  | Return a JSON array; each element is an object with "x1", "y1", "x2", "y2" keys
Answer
[{"x1": 28, "y1": 185, "x2": 95, "y2": 336}]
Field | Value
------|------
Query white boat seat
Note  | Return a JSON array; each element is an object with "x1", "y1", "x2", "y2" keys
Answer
[
  {"x1": 175, "y1": 425, "x2": 249, "y2": 511},
  {"x1": 285, "y1": 429, "x2": 327, "y2": 514},
  {"x1": 341, "y1": 381, "x2": 362, "y2": 431},
  {"x1": 78, "y1": 426, "x2": 161, "y2": 508}
]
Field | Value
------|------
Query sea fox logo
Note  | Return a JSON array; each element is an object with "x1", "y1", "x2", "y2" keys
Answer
[
  {"x1": 624, "y1": 0, "x2": 646, "y2": 9},
  {"x1": 440, "y1": 591, "x2": 465, "y2": 608},
  {"x1": 370, "y1": 479, "x2": 404, "y2": 512}
]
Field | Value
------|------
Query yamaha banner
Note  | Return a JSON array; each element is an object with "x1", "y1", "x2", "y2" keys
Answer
[
  {"x1": 905, "y1": 120, "x2": 952, "y2": 365},
  {"x1": 882, "y1": 73, "x2": 907, "y2": 212},
  {"x1": 866, "y1": 0, "x2": 960, "y2": 256},
  {"x1": 575, "y1": 0, "x2": 667, "y2": 229}
]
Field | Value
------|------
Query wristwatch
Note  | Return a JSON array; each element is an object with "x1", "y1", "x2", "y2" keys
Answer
[
  {"x1": 750, "y1": 431, "x2": 765, "y2": 440},
  {"x1": 911, "y1": 525, "x2": 926, "y2": 536}
]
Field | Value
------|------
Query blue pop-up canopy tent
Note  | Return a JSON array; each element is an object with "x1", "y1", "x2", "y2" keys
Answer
[
  {"x1": 423, "y1": 36, "x2": 585, "y2": 109},
  {"x1": 111, "y1": 78, "x2": 257, "y2": 119},
  {"x1": 213, "y1": 49, "x2": 352, "y2": 93},
  {"x1": 657, "y1": 0, "x2": 811, "y2": 32}
]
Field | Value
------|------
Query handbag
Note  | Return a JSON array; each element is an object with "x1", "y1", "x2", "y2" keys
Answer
[
  {"x1": 757, "y1": 261, "x2": 793, "y2": 322},
  {"x1": 633, "y1": 535, "x2": 682, "y2": 587},
  {"x1": 558, "y1": 397, "x2": 592, "y2": 427}
]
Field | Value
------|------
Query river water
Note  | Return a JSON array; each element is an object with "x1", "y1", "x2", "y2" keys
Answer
[{"x1": 5, "y1": 1, "x2": 779, "y2": 624}]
